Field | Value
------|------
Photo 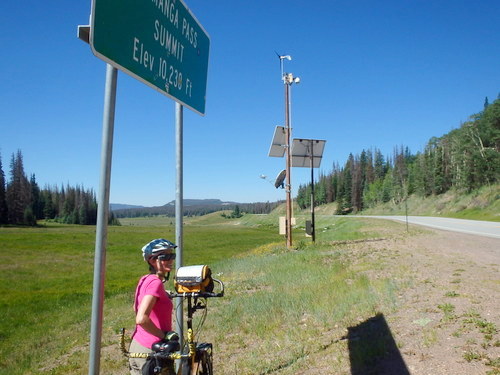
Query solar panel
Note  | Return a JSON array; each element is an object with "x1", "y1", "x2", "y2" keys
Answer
[
  {"x1": 268, "y1": 126, "x2": 286, "y2": 157},
  {"x1": 291, "y1": 139, "x2": 326, "y2": 168}
]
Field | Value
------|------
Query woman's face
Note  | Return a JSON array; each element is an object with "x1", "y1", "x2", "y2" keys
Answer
[{"x1": 151, "y1": 251, "x2": 175, "y2": 274}]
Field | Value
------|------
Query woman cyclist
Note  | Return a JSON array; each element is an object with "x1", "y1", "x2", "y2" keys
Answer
[{"x1": 129, "y1": 239, "x2": 176, "y2": 375}]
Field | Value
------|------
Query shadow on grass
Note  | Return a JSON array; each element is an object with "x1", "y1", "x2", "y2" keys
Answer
[{"x1": 348, "y1": 313, "x2": 410, "y2": 375}]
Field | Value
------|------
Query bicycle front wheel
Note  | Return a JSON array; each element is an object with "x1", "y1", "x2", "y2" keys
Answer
[
  {"x1": 180, "y1": 344, "x2": 213, "y2": 375},
  {"x1": 197, "y1": 348, "x2": 213, "y2": 375}
]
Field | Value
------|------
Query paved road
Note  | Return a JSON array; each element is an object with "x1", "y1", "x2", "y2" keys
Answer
[{"x1": 350, "y1": 216, "x2": 500, "y2": 239}]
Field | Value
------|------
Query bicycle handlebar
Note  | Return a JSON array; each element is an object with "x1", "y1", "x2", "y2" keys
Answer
[
  {"x1": 168, "y1": 278, "x2": 224, "y2": 299},
  {"x1": 151, "y1": 351, "x2": 187, "y2": 360},
  {"x1": 169, "y1": 291, "x2": 224, "y2": 298}
]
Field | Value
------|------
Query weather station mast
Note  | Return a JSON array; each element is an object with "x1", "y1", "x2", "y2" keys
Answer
[{"x1": 279, "y1": 54, "x2": 300, "y2": 248}]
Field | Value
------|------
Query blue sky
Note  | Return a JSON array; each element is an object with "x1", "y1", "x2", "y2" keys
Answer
[{"x1": 1, "y1": 0, "x2": 499, "y2": 206}]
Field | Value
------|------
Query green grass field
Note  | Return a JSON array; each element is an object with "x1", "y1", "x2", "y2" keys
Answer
[
  {"x1": 0, "y1": 213, "x2": 432, "y2": 374},
  {"x1": 0, "y1": 219, "x2": 284, "y2": 374}
]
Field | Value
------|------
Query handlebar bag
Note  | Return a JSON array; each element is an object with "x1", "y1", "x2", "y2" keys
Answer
[{"x1": 174, "y1": 265, "x2": 214, "y2": 293}]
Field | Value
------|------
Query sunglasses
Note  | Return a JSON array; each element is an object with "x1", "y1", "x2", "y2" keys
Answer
[{"x1": 155, "y1": 253, "x2": 176, "y2": 261}]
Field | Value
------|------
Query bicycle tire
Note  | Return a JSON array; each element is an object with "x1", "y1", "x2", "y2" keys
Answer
[
  {"x1": 180, "y1": 346, "x2": 213, "y2": 375},
  {"x1": 180, "y1": 359, "x2": 191, "y2": 375},
  {"x1": 200, "y1": 349, "x2": 213, "y2": 375}
]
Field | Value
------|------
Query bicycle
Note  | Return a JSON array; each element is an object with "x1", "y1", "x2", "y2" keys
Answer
[{"x1": 122, "y1": 265, "x2": 224, "y2": 375}]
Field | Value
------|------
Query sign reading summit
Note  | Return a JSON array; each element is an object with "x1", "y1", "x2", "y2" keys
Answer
[{"x1": 91, "y1": 0, "x2": 210, "y2": 115}]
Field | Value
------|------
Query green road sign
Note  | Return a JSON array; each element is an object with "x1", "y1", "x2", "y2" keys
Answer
[{"x1": 91, "y1": 0, "x2": 210, "y2": 115}]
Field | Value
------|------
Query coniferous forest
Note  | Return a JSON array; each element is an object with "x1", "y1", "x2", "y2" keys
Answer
[
  {"x1": 0, "y1": 150, "x2": 106, "y2": 226},
  {"x1": 296, "y1": 97, "x2": 500, "y2": 213}
]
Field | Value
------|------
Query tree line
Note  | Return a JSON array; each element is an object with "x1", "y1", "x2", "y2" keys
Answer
[
  {"x1": 0, "y1": 149, "x2": 279, "y2": 225},
  {"x1": 0, "y1": 150, "x2": 119, "y2": 226},
  {"x1": 296, "y1": 97, "x2": 500, "y2": 213},
  {"x1": 4, "y1": 97, "x2": 497, "y2": 224}
]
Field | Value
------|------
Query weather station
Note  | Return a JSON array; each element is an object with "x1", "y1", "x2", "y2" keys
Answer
[{"x1": 267, "y1": 54, "x2": 300, "y2": 248}]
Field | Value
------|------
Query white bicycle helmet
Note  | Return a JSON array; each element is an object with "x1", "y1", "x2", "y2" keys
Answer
[{"x1": 141, "y1": 238, "x2": 177, "y2": 261}]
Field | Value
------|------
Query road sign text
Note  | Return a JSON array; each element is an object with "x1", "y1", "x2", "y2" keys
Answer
[{"x1": 91, "y1": 0, "x2": 209, "y2": 115}]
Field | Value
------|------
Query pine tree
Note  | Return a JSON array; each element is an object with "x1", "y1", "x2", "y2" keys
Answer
[
  {"x1": 351, "y1": 154, "x2": 363, "y2": 211},
  {"x1": 30, "y1": 174, "x2": 43, "y2": 220},
  {"x1": 6, "y1": 150, "x2": 32, "y2": 225},
  {"x1": 42, "y1": 190, "x2": 56, "y2": 219},
  {"x1": 392, "y1": 146, "x2": 408, "y2": 202},
  {"x1": 345, "y1": 154, "x2": 354, "y2": 208},
  {"x1": 296, "y1": 184, "x2": 308, "y2": 209},
  {"x1": 381, "y1": 171, "x2": 394, "y2": 202},
  {"x1": 232, "y1": 205, "x2": 242, "y2": 218},
  {"x1": 0, "y1": 153, "x2": 8, "y2": 224},
  {"x1": 374, "y1": 149, "x2": 386, "y2": 180},
  {"x1": 315, "y1": 173, "x2": 327, "y2": 206},
  {"x1": 335, "y1": 154, "x2": 353, "y2": 214},
  {"x1": 325, "y1": 171, "x2": 334, "y2": 203},
  {"x1": 364, "y1": 149, "x2": 375, "y2": 185}
]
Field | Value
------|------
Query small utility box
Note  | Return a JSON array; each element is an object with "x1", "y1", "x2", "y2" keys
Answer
[
  {"x1": 279, "y1": 216, "x2": 286, "y2": 235},
  {"x1": 305, "y1": 220, "x2": 313, "y2": 237},
  {"x1": 279, "y1": 216, "x2": 296, "y2": 235}
]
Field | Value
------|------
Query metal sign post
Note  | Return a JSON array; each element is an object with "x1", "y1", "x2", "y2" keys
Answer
[
  {"x1": 88, "y1": 64, "x2": 118, "y2": 375},
  {"x1": 174, "y1": 102, "x2": 184, "y2": 352},
  {"x1": 80, "y1": 1, "x2": 209, "y2": 372}
]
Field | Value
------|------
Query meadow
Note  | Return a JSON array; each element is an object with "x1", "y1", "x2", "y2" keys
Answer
[{"x1": 0, "y1": 213, "x2": 408, "y2": 374}]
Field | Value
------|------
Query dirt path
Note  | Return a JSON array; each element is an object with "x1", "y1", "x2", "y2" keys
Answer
[
  {"x1": 277, "y1": 227, "x2": 500, "y2": 375},
  {"x1": 384, "y1": 229, "x2": 500, "y2": 374}
]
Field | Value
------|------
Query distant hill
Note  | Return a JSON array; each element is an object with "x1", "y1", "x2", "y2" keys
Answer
[
  {"x1": 110, "y1": 203, "x2": 145, "y2": 211},
  {"x1": 112, "y1": 199, "x2": 281, "y2": 218},
  {"x1": 111, "y1": 199, "x2": 235, "y2": 211}
]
